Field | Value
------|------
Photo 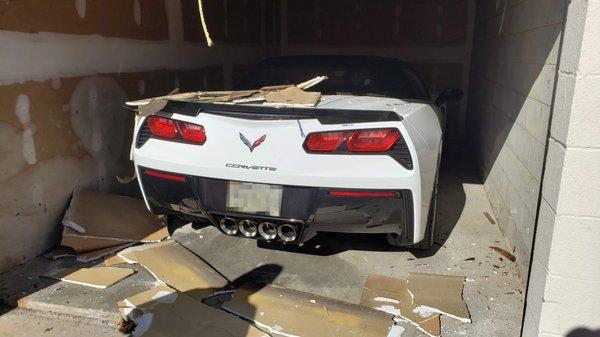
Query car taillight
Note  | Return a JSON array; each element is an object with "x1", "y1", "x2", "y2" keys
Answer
[
  {"x1": 147, "y1": 116, "x2": 177, "y2": 139},
  {"x1": 305, "y1": 131, "x2": 347, "y2": 152},
  {"x1": 304, "y1": 128, "x2": 400, "y2": 153},
  {"x1": 346, "y1": 128, "x2": 400, "y2": 152},
  {"x1": 178, "y1": 121, "x2": 206, "y2": 144},
  {"x1": 145, "y1": 116, "x2": 206, "y2": 144}
]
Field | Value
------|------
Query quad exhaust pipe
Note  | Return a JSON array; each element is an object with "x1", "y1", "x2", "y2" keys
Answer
[
  {"x1": 277, "y1": 224, "x2": 297, "y2": 242},
  {"x1": 218, "y1": 216, "x2": 298, "y2": 242},
  {"x1": 258, "y1": 222, "x2": 277, "y2": 240},
  {"x1": 238, "y1": 219, "x2": 258, "y2": 238},
  {"x1": 219, "y1": 217, "x2": 238, "y2": 235}
]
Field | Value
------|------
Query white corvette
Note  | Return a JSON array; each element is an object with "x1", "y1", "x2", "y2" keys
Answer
[{"x1": 130, "y1": 56, "x2": 462, "y2": 249}]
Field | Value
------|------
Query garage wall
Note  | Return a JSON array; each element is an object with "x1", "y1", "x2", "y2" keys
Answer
[
  {"x1": 524, "y1": 0, "x2": 600, "y2": 335},
  {"x1": 0, "y1": 0, "x2": 270, "y2": 273},
  {"x1": 278, "y1": 0, "x2": 475, "y2": 135},
  {"x1": 466, "y1": 0, "x2": 565, "y2": 277}
]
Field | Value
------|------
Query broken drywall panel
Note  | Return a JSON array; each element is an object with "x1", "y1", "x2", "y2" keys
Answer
[
  {"x1": 61, "y1": 227, "x2": 131, "y2": 253},
  {"x1": 361, "y1": 274, "x2": 441, "y2": 337},
  {"x1": 264, "y1": 86, "x2": 320, "y2": 107},
  {"x1": 118, "y1": 286, "x2": 178, "y2": 312},
  {"x1": 117, "y1": 240, "x2": 228, "y2": 299},
  {"x1": 63, "y1": 187, "x2": 166, "y2": 240},
  {"x1": 104, "y1": 254, "x2": 129, "y2": 267},
  {"x1": 45, "y1": 267, "x2": 134, "y2": 289},
  {"x1": 122, "y1": 292, "x2": 266, "y2": 337},
  {"x1": 222, "y1": 283, "x2": 398, "y2": 337},
  {"x1": 296, "y1": 76, "x2": 327, "y2": 90},
  {"x1": 76, "y1": 242, "x2": 136, "y2": 263},
  {"x1": 406, "y1": 273, "x2": 471, "y2": 323}
]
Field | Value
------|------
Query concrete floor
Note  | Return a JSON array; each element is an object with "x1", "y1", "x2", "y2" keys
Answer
[{"x1": 0, "y1": 146, "x2": 525, "y2": 336}]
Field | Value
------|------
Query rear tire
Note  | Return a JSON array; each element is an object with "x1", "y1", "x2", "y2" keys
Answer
[{"x1": 386, "y1": 183, "x2": 437, "y2": 250}]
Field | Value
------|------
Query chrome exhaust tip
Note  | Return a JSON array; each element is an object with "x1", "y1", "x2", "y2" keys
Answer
[
  {"x1": 238, "y1": 219, "x2": 258, "y2": 238},
  {"x1": 219, "y1": 217, "x2": 238, "y2": 235},
  {"x1": 258, "y1": 222, "x2": 277, "y2": 240},
  {"x1": 277, "y1": 224, "x2": 297, "y2": 242}
]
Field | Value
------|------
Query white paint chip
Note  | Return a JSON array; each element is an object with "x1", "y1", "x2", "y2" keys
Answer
[
  {"x1": 15, "y1": 94, "x2": 30, "y2": 125},
  {"x1": 373, "y1": 297, "x2": 401, "y2": 304},
  {"x1": 375, "y1": 305, "x2": 401, "y2": 316},
  {"x1": 133, "y1": 0, "x2": 142, "y2": 26},
  {"x1": 387, "y1": 324, "x2": 405, "y2": 337},
  {"x1": 75, "y1": 0, "x2": 86, "y2": 19}
]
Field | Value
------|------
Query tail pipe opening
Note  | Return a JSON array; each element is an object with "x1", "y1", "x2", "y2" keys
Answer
[
  {"x1": 277, "y1": 224, "x2": 297, "y2": 242},
  {"x1": 258, "y1": 222, "x2": 277, "y2": 240},
  {"x1": 219, "y1": 217, "x2": 238, "y2": 235},
  {"x1": 238, "y1": 219, "x2": 258, "y2": 238}
]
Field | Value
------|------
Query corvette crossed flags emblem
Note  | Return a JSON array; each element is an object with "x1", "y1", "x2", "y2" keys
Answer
[{"x1": 239, "y1": 133, "x2": 267, "y2": 152}]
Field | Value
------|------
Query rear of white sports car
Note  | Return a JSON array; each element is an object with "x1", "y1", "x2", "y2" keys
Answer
[{"x1": 131, "y1": 56, "x2": 449, "y2": 248}]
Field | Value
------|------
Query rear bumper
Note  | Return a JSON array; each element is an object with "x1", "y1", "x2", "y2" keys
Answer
[{"x1": 137, "y1": 166, "x2": 415, "y2": 244}]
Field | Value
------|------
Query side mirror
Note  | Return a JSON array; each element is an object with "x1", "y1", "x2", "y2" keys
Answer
[{"x1": 435, "y1": 88, "x2": 463, "y2": 106}]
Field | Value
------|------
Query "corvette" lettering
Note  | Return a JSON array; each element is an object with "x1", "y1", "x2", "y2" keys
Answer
[{"x1": 226, "y1": 163, "x2": 277, "y2": 171}]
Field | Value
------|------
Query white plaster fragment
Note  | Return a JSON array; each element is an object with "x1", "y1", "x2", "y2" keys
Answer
[
  {"x1": 133, "y1": 0, "x2": 142, "y2": 26},
  {"x1": 75, "y1": 0, "x2": 86, "y2": 19},
  {"x1": 51, "y1": 78, "x2": 62, "y2": 90},
  {"x1": 387, "y1": 324, "x2": 405, "y2": 337},
  {"x1": 375, "y1": 305, "x2": 402, "y2": 316},
  {"x1": 152, "y1": 290, "x2": 178, "y2": 304},
  {"x1": 412, "y1": 306, "x2": 434, "y2": 318},
  {"x1": 22, "y1": 128, "x2": 37, "y2": 164},
  {"x1": 15, "y1": 94, "x2": 30, "y2": 125},
  {"x1": 373, "y1": 297, "x2": 401, "y2": 304}
]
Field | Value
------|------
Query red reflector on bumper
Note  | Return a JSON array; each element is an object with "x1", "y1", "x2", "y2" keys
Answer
[
  {"x1": 328, "y1": 190, "x2": 396, "y2": 198},
  {"x1": 143, "y1": 169, "x2": 186, "y2": 182}
]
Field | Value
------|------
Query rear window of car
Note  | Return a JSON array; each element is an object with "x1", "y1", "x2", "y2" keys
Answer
[{"x1": 237, "y1": 58, "x2": 430, "y2": 101}]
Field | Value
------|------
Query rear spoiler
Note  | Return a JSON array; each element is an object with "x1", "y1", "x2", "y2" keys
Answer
[{"x1": 160, "y1": 100, "x2": 402, "y2": 125}]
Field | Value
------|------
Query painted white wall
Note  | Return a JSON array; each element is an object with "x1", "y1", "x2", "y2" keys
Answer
[{"x1": 524, "y1": 0, "x2": 600, "y2": 335}]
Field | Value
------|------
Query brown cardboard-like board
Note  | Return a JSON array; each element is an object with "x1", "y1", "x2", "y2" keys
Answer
[
  {"x1": 117, "y1": 240, "x2": 228, "y2": 299},
  {"x1": 121, "y1": 291, "x2": 267, "y2": 337},
  {"x1": 76, "y1": 242, "x2": 136, "y2": 263},
  {"x1": 361, "y1": 274, "x2": 441, "y2": 337},
  {"x1": 62, "y1": 187, "x2": 167, "y2": 241},
  {"x1": 264, "y1": 86, "x2": 321, "y2": 106},
  {"x1": 222, "y1": 283, "x2": 401, "y2": 337},
  {"x1": 45, "y1": 267, "x2": 135, "y2": 289},
  {"x1": 61, "y1": 227, "x2": 130, "y2": 253},
  {"x1": 407, "y1": 273, "x2": 471, "y2": 323},
  {"x1": 117, "y1": 286, "x2": 178, "y2": 311}
]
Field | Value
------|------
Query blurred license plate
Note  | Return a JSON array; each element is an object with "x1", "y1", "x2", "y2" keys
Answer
[{"x1": 226, "y1": 181, "x2": 283, "y2": 216}]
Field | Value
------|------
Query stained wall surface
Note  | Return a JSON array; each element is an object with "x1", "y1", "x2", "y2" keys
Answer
[
  {"x1": 0, "y1": 0, "x2": 271, "y2": 272},
  {"x1": 466, "y1": 0, "x2": 565, "y2": 278}
]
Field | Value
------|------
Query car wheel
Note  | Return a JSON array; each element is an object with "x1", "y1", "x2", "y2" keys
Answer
[{"x1": 386, "y1": 180, "x2": 438, "y2": 250}]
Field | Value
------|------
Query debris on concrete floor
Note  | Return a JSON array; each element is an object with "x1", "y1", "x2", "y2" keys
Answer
[
  {"x1": 406, "y1": 273, "x2": 470, "y2": 324},
  {"x1": 120, "y1": 290, "x2": 267, "y2": 337},
  {"x1": 60, "y1": 187, "x2": 168, "y2": 262},
  {"x1": 361, "y1": 274, "x2": 441, "y2": 337},
  {"x1": 44, "y1": 267, "x2": 135, "y2": 289},
  {"x1": 489, "y1": 246, "x2": 516, "y2": 263},
  {"x1": 116, "y1": 240, "x2": 228, "y2": 300},
  {"x1": 222, "y1": 283, "x2": 401, "y2": 337}
]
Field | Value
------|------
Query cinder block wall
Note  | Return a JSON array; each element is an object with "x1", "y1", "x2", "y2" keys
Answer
[
  {"x1": 466, "y1": 0, "x2": 565, "y2": 278},
  {"x1": 524, "y1": 0, "x2": 600, "y2": 334},
  {"x1": 0, "y1": 0, "x2": 274, "y2": 273}
]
